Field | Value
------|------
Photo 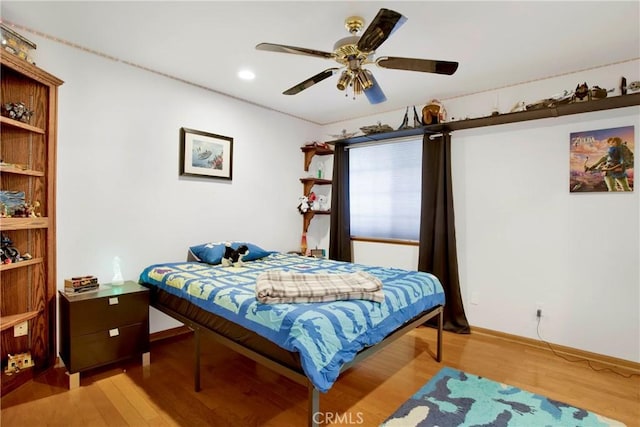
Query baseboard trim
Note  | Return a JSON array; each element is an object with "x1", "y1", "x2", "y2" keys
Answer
[
  {"x1": 150, "y1": 326, "x2": 192, "y2": 343},
  {"x1": 471, "y1": 326, "x2": 640, "y2": 374}
]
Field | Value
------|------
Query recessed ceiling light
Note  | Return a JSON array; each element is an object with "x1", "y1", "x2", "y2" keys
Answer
[{"x1": 238, "y1": 69, "x2": 255, "y2": 80}]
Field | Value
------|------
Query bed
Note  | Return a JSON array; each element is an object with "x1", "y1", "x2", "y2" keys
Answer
[{"x1": 138, "y1": 250, "x2": 445, "y2": 426}]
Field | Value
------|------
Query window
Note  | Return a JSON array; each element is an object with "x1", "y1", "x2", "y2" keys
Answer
[{"x1": 349, "y1": 139, "x2": 422, "y2": 240}]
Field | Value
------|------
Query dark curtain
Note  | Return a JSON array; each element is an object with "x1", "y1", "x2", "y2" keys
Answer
[
  {"x1": 329, "y1": 143, "x2": 352, "y2": 262},
  {"x1": 419, "y1": 132, "x2": 470, "y2": 333}
]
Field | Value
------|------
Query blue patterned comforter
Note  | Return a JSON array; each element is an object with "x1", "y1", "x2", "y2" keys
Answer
[{"x1": 139, "y1": 253, "x2": 445, "y2": 392}]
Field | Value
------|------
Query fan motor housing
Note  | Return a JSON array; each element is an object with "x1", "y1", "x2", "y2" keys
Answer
[{"x1": 333, "y1": 36, "x2": 370, "y2": 68}]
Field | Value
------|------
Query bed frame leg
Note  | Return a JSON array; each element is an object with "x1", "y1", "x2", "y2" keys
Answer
[
  {"x1": 308, "y1": 384, "x2": 319, "y2": 427},
  {"x1": 437, "y1": 308, "x2": 443, "y2": 362},
  {"x1": 194, "y1": 327, "x2": 201, "y2": 392}
]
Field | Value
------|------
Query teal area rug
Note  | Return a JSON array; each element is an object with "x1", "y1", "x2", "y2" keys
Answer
[{"x1": 382, "y1": 367, "x2": 625, "y2": 427}]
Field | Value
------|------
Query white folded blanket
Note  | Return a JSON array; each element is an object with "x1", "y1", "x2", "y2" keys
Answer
[{"x1": 255, "y1": 270, "x2": 385, "y2": 304}]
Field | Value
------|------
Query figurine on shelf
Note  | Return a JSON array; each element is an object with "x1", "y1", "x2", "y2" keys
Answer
[
  {"x1": 2, "y1": 102, "x2": 33, "y2": 123},
  {"x1": 398, "y1": 107, "x2": 411, "y2": 130},
  {"x1": 1, "y1": 234, "x2": 21, "y2": 264},
  {"x1": 526, "y1": 89, "x2": 573, "y2": 110},
  {"x1": 620, "y1": 76, "x2": 640, "y2": 95},
  {"x1": 566, "y1": 82, "x2": 612, "y2": 103},
  {"x1": 317, "y1": 195, "x2": 329, "y2": 211},
  {"x1": 304, "y1": 141, "x2": 330, "y2": 149},
  {"x1": 510, "y1": 101, "x2": 526, "y2": 113},
  {"x1": 329, "y1": 129, "x2": 358, "y2": 140},
  {"x1": 412, "y1": 106, "x2": 422, "y2": 127},
  {"x1": 11, "y1": 200, "x2": 41, "y2": 218},
  {"x1": 422, "y1": 99, "x2": 447, "y2": 125},
  {"x1": 297, "y1": 195, "x2": 310, "y2": 213},
  {"x1": 308, "y1": 192, "x2": 319, "y2": 210},
  {"x1": 4, "y1": 352, "x2": 35, "y2": 375},
  {"x1": 26, "y1": 200, "x2": 41, "y2": 217},
  {"x1": 572, "y1": 82, "x2": 590, "y2": 102},
  {"x1": 590, "y1": 85, "x2": 611, "y2": 100},
  {"x1": 360, "y1": 121, "x2": 394, "y2": 135}
]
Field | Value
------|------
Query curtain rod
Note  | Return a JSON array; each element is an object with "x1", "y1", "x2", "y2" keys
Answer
[{"x1": 342, "y1": 132, "x2": 443, "y2": 149}]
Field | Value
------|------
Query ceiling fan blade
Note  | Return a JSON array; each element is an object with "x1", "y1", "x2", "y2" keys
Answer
[
  {"x1": 363, "y1": 72, "x2": 387, "y2": 104},
  {"x1": 376, "y1": 56, "x2": 459, "y2": 75},
  {"x1": 256, "y1": 42, "x2": 334, "y2": 59},
  {"x1": 357, "y1": 8, "x2": 407, "y2": 53},
  {"x1": 283, "y1": 68, "x2": 341, "y2": 95}
]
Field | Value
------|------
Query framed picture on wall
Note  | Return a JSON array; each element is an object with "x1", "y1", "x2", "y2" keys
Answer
[
  {"x1": 569, "y1": 125, "x2": 634, "y2": 193},
  {"x1": 180, "y1": 127, "x2": 233, "y2": 180}
]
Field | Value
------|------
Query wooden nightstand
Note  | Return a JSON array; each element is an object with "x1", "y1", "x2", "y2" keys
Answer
[{"x1": 58, "y1": 281, "x2": 150, "y2": 389}]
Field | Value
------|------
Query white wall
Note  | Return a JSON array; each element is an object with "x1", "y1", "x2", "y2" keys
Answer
[
  {"x1": 352, "y1": 241, "x2": 419, "y2": 271},
  {"x1": 28, "y1": 35, "x2": 321, "y2": 333},
  {"x1": 323, "y1": 60, "x2": 640, "y2": 363}
]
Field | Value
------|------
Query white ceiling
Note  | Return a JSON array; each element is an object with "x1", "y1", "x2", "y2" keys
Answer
[{"x1": 2, "y1": 1, "x2": 639, "y2": 125}]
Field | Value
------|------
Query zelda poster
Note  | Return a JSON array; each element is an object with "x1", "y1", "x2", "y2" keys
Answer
[{"x1": 569, "y1": 126, "x2": 634, "y2": 192}]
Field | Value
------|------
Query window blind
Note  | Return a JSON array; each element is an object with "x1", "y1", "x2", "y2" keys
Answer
[{"x1": 349, "y1": 139, "x2": 422, "y2": 240}]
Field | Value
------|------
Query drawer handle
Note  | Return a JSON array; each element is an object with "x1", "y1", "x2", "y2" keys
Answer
[
  {"x1": 109, "y1": 297, "x2": 119, "y2": 305},
  {"x1": 109, "y1": 328, "x2": 120, "y2": 337}
]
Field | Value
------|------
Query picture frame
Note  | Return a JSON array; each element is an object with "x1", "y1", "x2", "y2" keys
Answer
[
  {"x1": 180, "y1": 127, "x2": 233, "y2": 180},
  {"x1": 569, "y1": 125, "x2": 634, "y2": 193}
]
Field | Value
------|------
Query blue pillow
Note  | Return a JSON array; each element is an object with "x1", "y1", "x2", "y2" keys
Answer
[{"x1": 189, "y1": 241, "x2": 274, "y2": 265}]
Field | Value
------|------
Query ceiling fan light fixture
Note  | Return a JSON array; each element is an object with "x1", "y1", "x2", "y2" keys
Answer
[
  {"x1": 363, "y1": 72, "x2": 386, "y2": 104},
  {"x1": 356, "y1": 69, "x2": 373, "y2": 90},
  {"x1": 336, "y1": 70, "x2": 352, "y2": 91},
  {"x1": 352, "y1": 77, "x2": 363, "y2": 95}
]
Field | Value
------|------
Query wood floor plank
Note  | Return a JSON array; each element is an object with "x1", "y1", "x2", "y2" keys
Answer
[
  {"x1": 1, "y1": 328, "x2": 637, "y2": 427},
  {"x1": 97, "y1": 375, "x2": 153, "y2": 426},
  {"x1": 110, "y1": 373, "x2": 163, "y2": 422}
]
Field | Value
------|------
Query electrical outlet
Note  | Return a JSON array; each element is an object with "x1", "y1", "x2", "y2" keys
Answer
[
  {"x1": 14, "y1": 321, "x2": 28, "y2": 337},
  {"x1": 535, "y1": 303, "x2": 544, "y2": 319}
]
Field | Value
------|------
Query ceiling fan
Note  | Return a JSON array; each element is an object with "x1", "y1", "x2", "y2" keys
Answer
[{"x1": 256, "y1": 8, "x2": 459, "y2": 104}]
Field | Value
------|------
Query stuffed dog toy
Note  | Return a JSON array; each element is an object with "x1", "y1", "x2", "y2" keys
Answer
[{"x1": 221, "y1": 243, "x2": 249, "y2": 267}]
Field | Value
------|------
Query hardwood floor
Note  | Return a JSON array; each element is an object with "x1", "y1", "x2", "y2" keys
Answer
[{"x1": 1, "y1": 328, "x2": 638, "y2": 426}]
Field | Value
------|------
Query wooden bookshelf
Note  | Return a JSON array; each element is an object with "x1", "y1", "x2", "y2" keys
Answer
[{"x1": 0, "y1": 51, "x2": 63, "y2": 396}]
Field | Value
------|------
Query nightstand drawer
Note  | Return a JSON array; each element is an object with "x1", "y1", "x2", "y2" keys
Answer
[
  {"x1": 64, "y1": 322, "x2": 149, "y2": 373},
  {"x1": 67, "y1": 291, "x2": 148, "y2": 336}
]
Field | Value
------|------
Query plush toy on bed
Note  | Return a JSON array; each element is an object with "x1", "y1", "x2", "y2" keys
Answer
[{"x1": 221, "y1": 243, "x2": 250, "y2": 267}]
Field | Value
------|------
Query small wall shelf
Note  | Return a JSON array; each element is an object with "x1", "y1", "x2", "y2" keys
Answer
[
  {"x1": 300, "y1": 177, "x2": 332, "y2": 196},
  {"x1": 301, "y1": 145, "x2": 334, "y2": 171},
  {"x1": 303, "y1": 210, "x2": 331, "y2": 234}
]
